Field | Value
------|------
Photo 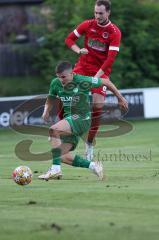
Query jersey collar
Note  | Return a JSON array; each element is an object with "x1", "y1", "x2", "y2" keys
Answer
[{"x1": 97, "y1": 20, "x2": 111, "y2": 28}]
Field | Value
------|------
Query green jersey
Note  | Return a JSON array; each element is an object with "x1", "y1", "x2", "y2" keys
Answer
[{"x1": 48, "y1": 74, "x2": 102, "y2": 118}]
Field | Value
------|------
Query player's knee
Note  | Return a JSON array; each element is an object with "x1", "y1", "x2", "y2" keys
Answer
[
  {"x1": 49, "y1": 126, "x2": 59, "y2": 137},
  {"x1": 49, "y1": 127, "x2": 54, "y2": 137}
]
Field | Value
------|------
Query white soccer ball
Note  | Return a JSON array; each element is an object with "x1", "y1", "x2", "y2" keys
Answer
[{"x1": 12, "y1": 166, "x2": 32, "y2": 185}]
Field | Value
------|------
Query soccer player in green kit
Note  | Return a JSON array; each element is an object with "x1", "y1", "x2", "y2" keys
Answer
[{"x1": 38, "y1": 61, "x2": 128, "y2": 181}]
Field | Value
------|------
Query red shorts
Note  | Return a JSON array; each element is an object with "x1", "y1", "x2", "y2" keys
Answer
[{"x1": 73, "y1": 64, "x2": 109, "y2": 97}]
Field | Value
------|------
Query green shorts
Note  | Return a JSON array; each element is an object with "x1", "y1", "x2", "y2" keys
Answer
[{"x1": 61, "y1": 114, "x2": 91, "y2": 151}]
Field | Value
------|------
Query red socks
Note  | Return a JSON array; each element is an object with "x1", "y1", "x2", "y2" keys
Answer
[{"x1": 87, "y1": 107, "x2": 103, "y2": 143}]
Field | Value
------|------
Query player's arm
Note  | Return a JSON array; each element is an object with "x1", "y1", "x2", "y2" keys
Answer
[
  {"x1": 101, "y1": 77, "x2": 128, "y2": 111},
  {"x1": 65, "y1": 21, "x2": 89, "y2": 55},
  {"x1": 94, "y1": 51, "x2": 118, "y2": 78},
  {"x1": 94, "y1": 29, "x2": 121, "y2": 78},
  {"x1": 42, "y1": 79, "x2": 57, "y2": 121},
  {"x1": 42, "y1": 97, "x2": 53, "y2": 121}
]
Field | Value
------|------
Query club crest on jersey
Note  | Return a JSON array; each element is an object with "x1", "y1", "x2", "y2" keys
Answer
[
  {"x1": 79, "y1": 82, "x2": 91, "y2": 91},
  {"x1": 102, "y1": 32, "x2": 109, "y2": 39},
  {"x1": 64, "y1": 82, "x2": 77, "y2": 91},
  {"x1": 73, "y1": 87, "x2": 78, "y2": 93},
  {"x1": 72, "y1": 114, "x2": 80, "y2": 120}
]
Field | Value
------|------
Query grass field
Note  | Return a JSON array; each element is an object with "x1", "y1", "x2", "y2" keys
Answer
[{"x1": 0, "y1": 119, "x2": 159, "y2": 240}]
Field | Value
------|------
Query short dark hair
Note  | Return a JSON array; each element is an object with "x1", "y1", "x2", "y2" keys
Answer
[
  {"x1": 55, "y1": 61, "x2": 72, "y2": 74},
  {"x1": 95, "y1": 0, "x2": 111, "y2": 11}
]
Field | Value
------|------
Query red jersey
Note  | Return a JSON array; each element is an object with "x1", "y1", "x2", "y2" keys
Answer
[{"x1": 65, "y1": 19, "x2": 121, "y2": 77}]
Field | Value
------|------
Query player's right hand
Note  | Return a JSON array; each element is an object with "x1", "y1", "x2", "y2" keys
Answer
[{"x1": 79, "y1": 48, "x2": 89, "y2": 54}]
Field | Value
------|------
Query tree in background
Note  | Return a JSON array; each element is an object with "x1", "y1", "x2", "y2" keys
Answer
[
  {"x1": 34, "y1": 0, "x2": 94, "y2": 82},
  {"x1": 111, "y1": 0, "x2": 159, "y2": 88},
  {"x1": 34, "y1": 0, "x2": 159, "y2": 89}
]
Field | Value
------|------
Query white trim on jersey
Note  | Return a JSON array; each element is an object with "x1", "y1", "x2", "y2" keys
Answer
[
  {"x1": 109, "y1": 46, "x2": 119, "y2": 51},
  {"x1": 73, "y1": 29, "x2": 81, "y2": 38},
  {"x1": 92, "y1": 77, "x2": 98, "y2": 84}
]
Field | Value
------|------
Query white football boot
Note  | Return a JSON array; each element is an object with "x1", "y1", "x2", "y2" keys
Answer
[
  {"x1": 89, "y1": 161, "x2": 104, "y2": 180},
  {"x1": 38, "y1": 167, "x2": 62, "y2": 181},
  {"x1": 85, "y1": 142, "x2": 94, "y2": 161}
]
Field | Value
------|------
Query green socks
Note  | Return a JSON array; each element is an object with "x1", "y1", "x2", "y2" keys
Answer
[
  {"x1": 52, "y1": 150, "x2": 91, "y2": 169},
  {"x1": 72, "y1": 155, "x2": 90, "y2": 168},
  {"x1": 51, "y1": 148, "x2": 61, "y2": 165}
]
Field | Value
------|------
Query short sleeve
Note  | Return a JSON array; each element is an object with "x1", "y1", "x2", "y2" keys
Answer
[
  {"x1": 74, "y1": 20, "x2": 91, "y2": 37},
  {"x1": 90, "y1": 77, "x2": 102, "y2": 88},
  {"x1": 48, "y1": 79, "x2": 57, "y2": 98},
  {"x1": 77, "y1": 75, "x2": 102, "y2": 88}
]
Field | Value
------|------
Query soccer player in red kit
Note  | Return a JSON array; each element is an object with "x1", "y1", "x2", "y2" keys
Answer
[{"x1": 65, "y1": 0, "x2": 121, "y2": 161}]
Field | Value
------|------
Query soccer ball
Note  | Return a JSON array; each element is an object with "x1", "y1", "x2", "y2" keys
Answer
[{"x1": 12, "y1": 166, "x2": 32, "y2": 185}]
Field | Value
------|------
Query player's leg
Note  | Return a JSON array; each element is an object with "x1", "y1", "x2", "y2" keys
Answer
[
  {"x1": 59, "y1": 116, "x2": 104, "y2": 180},
  {"x1": 61, "y1": 152, "x2": 104, "y2": 180},
  {"x1": 39, "y1": 116, "x2": 104, "y2": 180},
  {"x1": 87, "y1": 91, "x2": 105, "y2": 143},
  {"x1": 38, "y1": 116, "x2": 88, "y2": 180},
  {"x1": 38, "y1": 142, "x2": 104, "y2": 180},
  {"x1": 38, "y1": 119, "x2": 73, "y2": 180},
  {"x1": 38, "y1": 142, "x2": 73, "y2": 180},
  {"x1": 86, "y1": 88, "x2": 106, "y2": 161},
  {"x1": 48, "y1": 118, "x2": 72, "y2": 147}
]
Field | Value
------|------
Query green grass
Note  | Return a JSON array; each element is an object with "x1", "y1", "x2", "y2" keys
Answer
[{"x1": 0, "y1": 119, "x2": 159, "y2": 240}]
